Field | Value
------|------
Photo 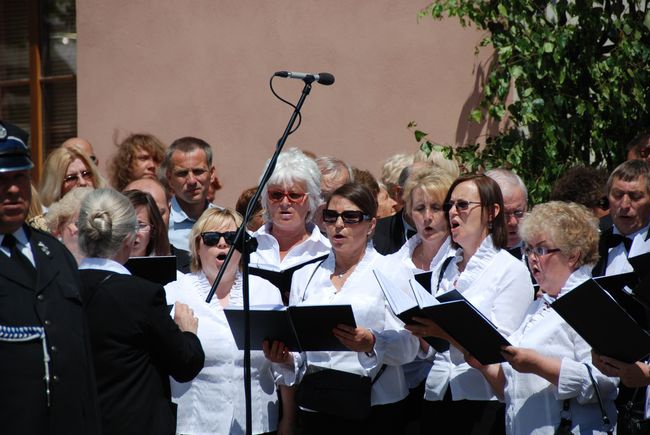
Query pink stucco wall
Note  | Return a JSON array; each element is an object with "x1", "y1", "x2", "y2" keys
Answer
[{"x1": 77, "y1": 0, "x2": 491, "y2": 207}]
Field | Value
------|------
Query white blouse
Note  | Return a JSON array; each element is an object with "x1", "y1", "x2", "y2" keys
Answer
[
  {"x1": 250, "y1": 222, "x2": 331, "y2": 271},
  {"x1": 165, "y1": 272, "x2": 283, "y2": 435},
  {"x1": 387, "y1": 234, "x2": 455, "y2": 388},
  {"x1": 287, "y1": 244, "x2": 419, "y2": 406},
  {"x1": 425, "y1": 235, "x2": 534, "y2": 401},
  {"x1": 503, "y1": 265, "x2": 618, "y2": 435}
]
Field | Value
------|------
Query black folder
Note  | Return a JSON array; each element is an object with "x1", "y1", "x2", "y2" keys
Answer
[
  {"x1": 249, "y1": 255, "x2": 328, "y2": 304},
  {"x1": 224, "y1": 304, "x2": 357, "y2": 352},
  {"x1": 420, "y1": 290, "x2": 511, "y2": 365},
  {"x1": 551, "y1": 278, "x2": 650, "y2": 363},
  {"x1": 594, "y1": 272, "x2": 650, "y2": 328},
  {"x1": 125, "y1": 256, "x2": 177, "y2": 285}
]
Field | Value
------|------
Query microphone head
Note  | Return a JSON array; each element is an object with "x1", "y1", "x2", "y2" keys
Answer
[
  {"x1": 274, "y1": 71, "x2": 290, "y2": 78},
  {"x1": 317, "y1": 72, "x2": 335, "y2": 85}
]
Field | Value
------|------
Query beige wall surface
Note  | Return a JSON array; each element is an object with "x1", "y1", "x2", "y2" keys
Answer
[{"x1": 77, "y1": 0, "x2": 490, "y2": 207}]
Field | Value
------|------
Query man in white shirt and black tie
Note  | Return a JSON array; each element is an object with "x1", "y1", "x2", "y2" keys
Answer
[{"x1": 592, "y1": 159, "x2": 650, "y2": 277}]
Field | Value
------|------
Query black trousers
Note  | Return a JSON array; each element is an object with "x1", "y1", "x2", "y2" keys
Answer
[
  {"x1": 299, "y1": 398, "x2": 407, "y2": 435},
  {"x1": 420, "y1": 390, "x2": 505, "y2": 435}
]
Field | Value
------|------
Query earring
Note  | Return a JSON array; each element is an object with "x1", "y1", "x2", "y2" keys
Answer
[{"x1": 488, "y1": 221, "x2": 493, "y2": 230}]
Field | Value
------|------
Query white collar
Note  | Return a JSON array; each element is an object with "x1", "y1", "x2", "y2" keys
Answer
[
  {"x1": 1, "y1": 227, "x2": 29, "y2": 247},
  {"x1": 79, "y1": 257, "x2": 132, "y2": 275}
]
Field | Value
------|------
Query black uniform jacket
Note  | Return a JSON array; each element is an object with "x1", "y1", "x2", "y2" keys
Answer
[
  {"x1": 0, "y1": 226, "x2": 101, "y2": 435},
  {"x1": 80, "y1": 269, "x2": 205, "y2": 435}
]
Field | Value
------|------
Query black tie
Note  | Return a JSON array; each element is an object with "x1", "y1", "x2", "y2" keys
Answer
[
  {"x1": 605, "y1": 233, "x2": 633, "y2": 252},
  {"x1": 2, "y1": 234, "x2": 35, "y2": 276}
]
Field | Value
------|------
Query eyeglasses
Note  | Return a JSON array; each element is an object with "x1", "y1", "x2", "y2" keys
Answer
[
  {"x1": 443, "y1": 200, "x2": 482, "y2": 212},
  {"x1": 322, "y1": 209, "x2": 370, "y2": 224},
  {"x1": 267, "y1": 190, "x2": 308, "y2": 204},
  {"x1": 523, "y1": 245, "x2": 561, "y2": 257},
  {"x1": 137, "y1": 222, "x2": 152, "y2": 233},
  {"x1": 201, "y1": 231, "x2": 237, "y2": 246},
  {"x1": 504, "y1": 210, "x2": 526, "y2": 220},
  {"x1": 63, "y1": 170, "x2": 93, "y2": 184}
]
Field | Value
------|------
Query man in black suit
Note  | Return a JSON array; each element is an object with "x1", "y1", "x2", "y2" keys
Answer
[
  {"x1": 372, "y1": 164, "x2": 422, "y2": 255},
  {"x1": 0, "y1": 121, "x2": 100, "y2": 434},
  {"x1": 593, "y1": 160, "x2": 650, "y2": 277}
]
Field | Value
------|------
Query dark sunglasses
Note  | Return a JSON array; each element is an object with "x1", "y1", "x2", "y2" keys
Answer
[
  {"x1": 322, "y1": 209, "x2": 370, "y2": 224},
  {"x1": 443, "y1": 199, "x2": 482, "y2": 212},
  {"x1": 201, "y1": 231, "x2": 237, "y2": 246},
  {"x1": 267, "y1": 190, "x2": 308, "y2": 204}
]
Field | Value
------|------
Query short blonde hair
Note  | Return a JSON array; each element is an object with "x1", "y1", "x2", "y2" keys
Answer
[
  {"x1": 380, "y1": 153, "x2": 415, "y2": 188},
  {"x1": 45, "y1": 187, "x2": 93, "y2": 233},
  {"x1": 414, "y1": 149, "x2": 460, "y2": 180},
  {"x1": 403, "y1": 167, "x2": 455, "y2": 216},
  {"x1": 189, "y1": 208, "x2": 243, "y2": 273},
  {"x1": 519, "y1": 201, "x2": 599, "y2": 266},
  {"x1": 39, "y1": 146, "x2": 106, "y2": 207}
]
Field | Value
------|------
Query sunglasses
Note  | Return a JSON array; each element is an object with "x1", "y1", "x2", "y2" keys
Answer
[
  {"x1": 201, "y1": 231, "x2": 237, "y2": 246},
  {"x1": 63, "y1": 170, "x2": 93, "y2": 184},
  {"x1": 267, "y1": 190, "x2": 308, "y2": 204},
  {"x1": 443, "y1": 199, "x2": 482, "y2": 212},
  {"x1": 322, "y1": 209, "x2": 370, "y2": 224}
]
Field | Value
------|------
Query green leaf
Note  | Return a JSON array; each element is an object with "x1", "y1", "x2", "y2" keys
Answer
[
  {"x1": 497, "y1": 4, "x2": 508, "y2": 17},
  {"x1": 543, "y1": 42, "x2": 554, "y2": 53},
  {"x1": 470, "y1": 109, "x2": 483, "y2": 123},
  {"x1": 414, "y1": 130, "x2": 428, "y2": 142}
]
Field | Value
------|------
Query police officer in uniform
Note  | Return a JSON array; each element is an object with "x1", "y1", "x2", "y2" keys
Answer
[{"x1": 0, "y1": 121, "x2": 101, "y2": 434}]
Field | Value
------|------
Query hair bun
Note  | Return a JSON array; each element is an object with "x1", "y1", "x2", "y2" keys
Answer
[{"x1": 87, "y1": 210, "x2": 113, "y2": 240}]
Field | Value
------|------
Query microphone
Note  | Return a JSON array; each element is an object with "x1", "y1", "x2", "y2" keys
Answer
[{"x1": 274, "y1": 71, "x2": 335, "y2": 85}]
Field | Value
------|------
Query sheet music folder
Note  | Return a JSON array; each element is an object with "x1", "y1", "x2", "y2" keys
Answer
[
  {"x1": 551, "y1": 278, "x2": 650, "y2": 363},
  {"x1": 125, "y1": 256, "x2": 177, "y2": 285},
  {"x1": 224, "y1": 304, "x2": 357, "y2": 352},
  {"x1": 373, "y1": 270, "x2": 509, "y2": 364},
  {"x1": 421, "y1": 290, "x2": 511, "y2": 365}
]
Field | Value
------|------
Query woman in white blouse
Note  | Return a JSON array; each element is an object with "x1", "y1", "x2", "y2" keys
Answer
[
  {"x1": 468, "y1": 201, "x2": 618, "y2": 434},
  {"x1": 250, "y1": 147, "x2": 331, "y2": 302},
  {"x1": 267, "y1": 183, "x2": 418, "y2": 434},
  {"x1": 407, "y1": 174, "x2": 533, "y2": 434},
  {"x1": 165, "y1": 208, "x2": 284, "y2": 435},
  {"x1": 386, "y1": 167, "x2": 455, "y2": 425},
  {"x1": 249, "y1": 148, "x2": 331, "y2": 432}
]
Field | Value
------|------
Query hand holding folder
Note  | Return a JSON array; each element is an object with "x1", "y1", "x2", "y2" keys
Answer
[
  {"x1": 373, "y1": 270, "x2": 511, "y2": 364},
  {"x1": 224, "y1": 304, "x2": 357, "y2": 352}
]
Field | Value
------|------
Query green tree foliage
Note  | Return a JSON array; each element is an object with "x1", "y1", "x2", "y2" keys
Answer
[{"x1": 414, "y1": 1, "x2": 650, "y2": 204}]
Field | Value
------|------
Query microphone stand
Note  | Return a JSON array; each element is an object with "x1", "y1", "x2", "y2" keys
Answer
[{"x1": 206, "y1": 77, "x2": 315, "y2": 435}]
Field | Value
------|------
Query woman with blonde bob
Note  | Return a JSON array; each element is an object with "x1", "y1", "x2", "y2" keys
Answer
[
  {"x1": 387, "y1": 167, "x2": 456, "y2": 426},
  {"x1": 164, "y1": 208, "x2": 285, "y2": 435},
  {"x1": 467, "y1": 201, "x2": 618, "y2": 434},
  {"x1": 39, "y1": 146, "x2": 106, "y2": 208}
]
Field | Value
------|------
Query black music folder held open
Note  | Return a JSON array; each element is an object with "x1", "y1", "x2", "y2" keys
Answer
[
  {"x1": 422, "y1": 289, "x2": 511, "y2": 365},
  {"x1": 224, "y1": 304, "x2": 357, "y2": 352},
  {"x1": 374, "y1": 270, "x2": 509, "y2": 363},
  {"x1": 125, "y1": 255, "x2": 177, "y2": 285},
  {"x1": 551, "y1": 278, "x2": 650, "y2": 364},
  {"x1": 249, "y1": 255, "x2": 328, "y2": 304}
]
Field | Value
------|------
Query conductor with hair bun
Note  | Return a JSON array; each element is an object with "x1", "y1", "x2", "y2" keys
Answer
[{"x1": 77, "y1": 188, "x2": 205, "y2": 435}]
